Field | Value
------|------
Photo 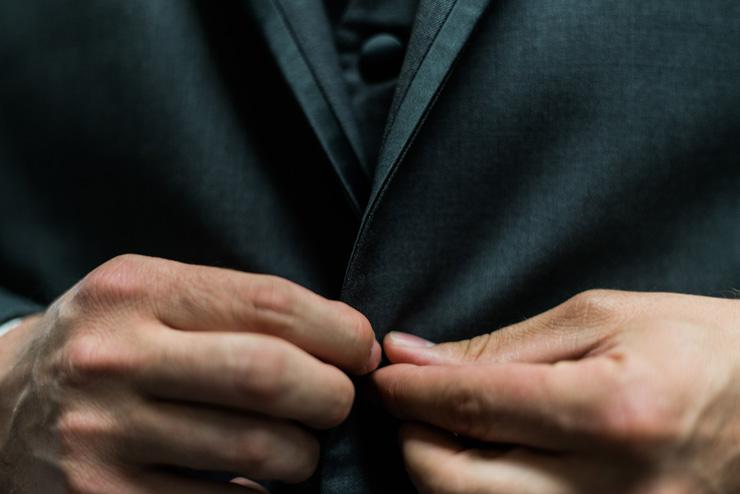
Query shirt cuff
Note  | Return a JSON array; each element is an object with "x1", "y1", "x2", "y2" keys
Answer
[{"x1": 0, "y1": 317, "x2": 23, "y2": 338}]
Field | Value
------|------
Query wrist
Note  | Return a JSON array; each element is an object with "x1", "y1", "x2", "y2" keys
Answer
[
  {"x1": 0, "y1": 314, "x2": 41, "y2": 390},
  {"x1": 0, "y1": 318, "x2": 23, "y2": 337},
  {"x1": 0, "y1": 314, "x2": 42, "y2": 374},
  {"x1": 0, "y1": 314, "x2": 42, "y2": 448}
]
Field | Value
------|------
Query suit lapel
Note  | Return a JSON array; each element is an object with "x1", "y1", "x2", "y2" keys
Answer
[
  {"x1": 246, "y1": 0, "x2": 370, "y2": 214},
  {"x1": 343, "y1": 0, "x2": 493, "y2": 286},
  {"x1": 246, "y1": 0, "x2": 491, "y2": 219},
  {"x1": 373, "y1": 0, "x2": 493, "y2": 203}
]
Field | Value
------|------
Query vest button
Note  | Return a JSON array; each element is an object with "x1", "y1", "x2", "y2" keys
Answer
[{"x1": 359, "y1": 33, "x2": 405, "y2": 84}]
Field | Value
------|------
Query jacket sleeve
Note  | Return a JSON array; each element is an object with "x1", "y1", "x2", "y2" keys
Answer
[{"x1": 0, "y1": 286, "x2": 43, "y2": 326}]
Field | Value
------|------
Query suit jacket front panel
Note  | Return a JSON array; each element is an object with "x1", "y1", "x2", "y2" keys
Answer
[
  {"x1": 345, "y1": 0, "x2": 740, "y2": 338},
  {"x1": 0, "y1": 1, "x2": 359, "y2": 306},
  {"x1": 332, "y1": 1, "x2": 740, "y2": 492},
  {"x1": 0, "y1": 1, "x2": 738, "y2": 493}
]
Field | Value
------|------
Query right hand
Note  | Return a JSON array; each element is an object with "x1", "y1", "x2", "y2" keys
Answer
[{"x1": 0, "y1": 254, "x2": 380, "y2": 493}]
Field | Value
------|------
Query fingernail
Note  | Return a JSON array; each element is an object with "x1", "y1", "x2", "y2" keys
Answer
[{"x1": 387, "y1": 331, "x2": 435, "y2": 348}]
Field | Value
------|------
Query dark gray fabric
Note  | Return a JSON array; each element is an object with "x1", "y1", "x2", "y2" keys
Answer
[
  {"x1": 0, "y1": 0, "x2": 359, "y2": 308},
  {"x1": 372, "y1": 0, "x2": 492, "y2": 206},
  {"x1": 337, "y1": 2, "x2": 740, "y2": 491},
  {"x1": 250, "y1": 0, "x2": 370, "y2": 211},
  {"x1": 1, "y1": 1, "x2": 739, "y2": 493}
]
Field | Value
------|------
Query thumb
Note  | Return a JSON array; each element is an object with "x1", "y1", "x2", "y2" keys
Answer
[
  {"x1": 383, "y1": 330, "x2": 509, "y2": 365},
  {"x1": 383, "y1": 291, "x2": 629, "y2": 366},
  {"x1": 383, "y1": 325, "x2": 594, "y2": 366}
]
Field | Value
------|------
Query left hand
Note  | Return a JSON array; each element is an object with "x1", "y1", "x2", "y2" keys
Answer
[{"x1": 372, "y1": 290, "x2": 740, "y2": 494}]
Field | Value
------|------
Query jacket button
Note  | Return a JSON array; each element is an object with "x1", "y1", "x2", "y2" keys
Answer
[{"x1": 358, "y1": 33, "x2": 405, "y2": 84}]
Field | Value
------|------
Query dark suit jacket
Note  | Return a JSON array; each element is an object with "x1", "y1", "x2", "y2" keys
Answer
[{"x1": 1, "y1": 1, "x2": 738, "y2": 492}]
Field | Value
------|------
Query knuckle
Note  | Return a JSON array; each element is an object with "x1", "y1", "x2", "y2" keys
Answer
[
  {"x1": 56, "y1": 410, "x2": 113, "y2": 456},
  {"x1": 459, "y1": 332, "x2": 493, "y2": 362},
  {"x1": 61, "y1": 335, "x2": 131, "y2": 385},
  {"x1": 248, "y1": 275, "x2": 298, "y2": 315},
  {"x1": 233, "y1": 428, "x2": 319, "y2": 483},
  {"x1": 335, "y1": 301, "x2": 375, "y2": 352},
  {"x1": 234, "y1": 430, "x2": 273, "y2": 474},
  {"x1": 61, "y1": 465, "x2": 117, "y2": 494},
  {"x1": 46, "y1": 294, "x2": 85, "y2": 338},
  {"x1": 447, "y1": 383, "x2": 486, "y2": 438},
  {"x1": 382, "y1": 371, "x2": 406, "y2": 416},
  {"x1": 348, "y1": 306, "x2": 375, "y2": 348},
  {"x1": 558, "y1": 289, "x2": 624, "y2": 327},
  {"x1": 291, "y1": 435, "x2": 320, "y2": 482},
  {"x1": 233, "y1": 429, "x2": 319, "y2": 483},
  {"x1": 592, "y1": 372, "x2": 681, "y2": 450},
  {"x1": 236, "y1": 342, "x2": 289, "y2": 403},
  {"x1": 321, "y1": 374, "x2": 355, "y2": 428},
  {"x1": 605, "y1": 394, "x2": 679, "y2": 448},
  {"x1": 74, "y1": 255, "x2": 148, "y2": 309}
]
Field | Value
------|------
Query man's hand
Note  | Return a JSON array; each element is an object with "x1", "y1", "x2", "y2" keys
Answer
[
  {"x1": 373, "y1": 290, "x2": 740, "y2": 494},
  {"x1": 0, "y1": 254, "x2": 380, "y2": 493}
]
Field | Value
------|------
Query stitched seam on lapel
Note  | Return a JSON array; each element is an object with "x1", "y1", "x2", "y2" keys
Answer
[
  {"x1": 379, "y1": 0, "x2": 459, "y2": 154},
  {"x1": 342, "y1": 0, "x2": 488, "y2": 293},
  {"x1": 269, "y1": 0, "x2": 369, "y2": 214},
  {"x1": 343, "y1": 56, "x2": 458, "y2": 289},
  {"x1": 272, "y1": 0, "x2": 369, "y2": 177},
  {"x1": 342, "y1": 1, "x2": 484, "y2": 291}
]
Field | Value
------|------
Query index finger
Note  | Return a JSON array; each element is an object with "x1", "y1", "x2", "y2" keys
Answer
[
  {"x1": 163, "y1": 265, "x2": 381, "y2": 375},
  {"x1": 372, "y1": 358, "x2": 618, "y2": 450},
  {"x1": 79, "y1": 255, "x2": 380, "y2": 374}
]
